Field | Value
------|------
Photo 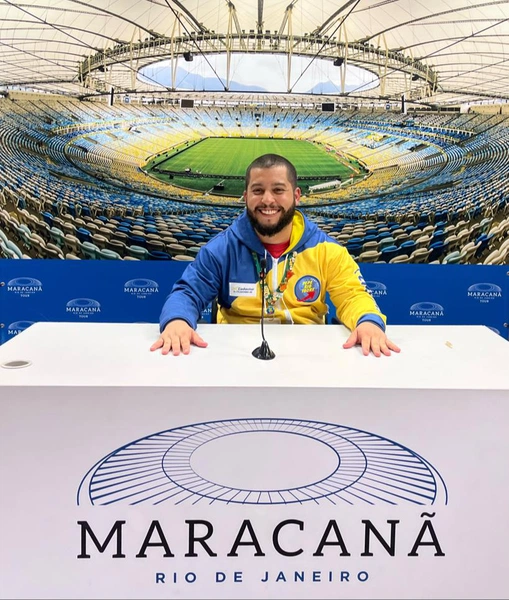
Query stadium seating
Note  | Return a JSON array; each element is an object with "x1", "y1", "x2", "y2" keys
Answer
[{"x1": 0, "y1": 97, "x2": 508, "y2": 264}]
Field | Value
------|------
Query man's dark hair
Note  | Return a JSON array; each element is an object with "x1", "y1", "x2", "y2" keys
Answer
[{"x1": 245, "y1": 154, "x2": 298, "y2": 190}]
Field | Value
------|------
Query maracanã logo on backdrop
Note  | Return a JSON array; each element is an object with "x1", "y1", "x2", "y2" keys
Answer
[
  {"x1": 124, "y1": 278, "x2": 159, "y2": 299},
  {"x1": 467, "y1": 282, "x2": 502, "y2": 303},
  {"x1": 78, "y1": 418, "x2": 447, "y2": 507},
  {"x1": 409, "y1": 301, "x2": 445, "y2": 323},
  {"x1": 365, "y1": 281, "x2": 388, "y2": 297},
  {"x1": 7, "y1": 320, "x2": 35, "y2": 336},
  {"x1": 66, "y1": 298, "x2": 101, "y2": 319},
  {"x1": 6, "y1": 277, "x2": 43, "y2": 297}
]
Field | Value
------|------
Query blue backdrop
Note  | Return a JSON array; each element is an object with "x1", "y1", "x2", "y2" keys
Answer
[{"x1": 1, "y1": 260, "x2": 508, "y2": 344}]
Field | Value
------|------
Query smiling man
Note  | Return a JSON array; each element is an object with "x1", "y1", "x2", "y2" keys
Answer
[
  {"x1": 245, "y1": 159, "x2": 298, "y2": 239},
  {"x1": 151, "y1": 154, "x2": 400, "y2": 357}
]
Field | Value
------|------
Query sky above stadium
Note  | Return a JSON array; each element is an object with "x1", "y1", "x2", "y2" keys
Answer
[
  {"x1": 139, "y1": 54, "x2": 378, "y2": 95},
  {"x1": 1, "y1": 1, "x2": 508, "y2": 103}
]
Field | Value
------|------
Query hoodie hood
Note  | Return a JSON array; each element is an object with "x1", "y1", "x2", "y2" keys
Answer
[{"x1": 230, "y1": 209, "x2": 319, "y2": 255}]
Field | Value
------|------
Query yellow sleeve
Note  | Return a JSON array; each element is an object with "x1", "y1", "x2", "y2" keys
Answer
[{"x1": 324, "y1": 243, "x2": 387, "y2": 331}]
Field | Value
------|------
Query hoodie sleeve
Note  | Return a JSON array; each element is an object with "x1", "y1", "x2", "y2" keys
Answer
[
  {"x1": 325, "y1": 244, "x2": 387, "y2": 331},
  {"x1": 159, "y1": 244, "x2": 223, "y2": 331}
]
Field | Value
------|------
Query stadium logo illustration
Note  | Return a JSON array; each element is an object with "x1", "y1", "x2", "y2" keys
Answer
[
  {"x1": 295, "y1": 276, "x2": 320, "y2": 303},
  {"x1": 365, "y1": 281, "x2": 388, "y2": 297},
  {"x1": 467, "y1": 282, "x2": 502, "y2": 304},
  {"x1": 78, "y1": 418, "x2": 447, "y2": 507},
  {"x1": 66, "y1": 298, "x2": 101, "y2": 319},
  {"x1": 124, "y1": 278, "x2": 159, "y2": 299},
  {"x1": 409, "y1": 301, "x2": 445, "y2": 323},
  {"x1": 7, "y1": 320, "x2": 35, "y2": 337},
  {"x1": 6, "y1": 277, "x2": 43, "y2": 297}
]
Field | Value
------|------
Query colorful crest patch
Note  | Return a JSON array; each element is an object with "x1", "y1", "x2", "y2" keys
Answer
[{"x1": 295, "y1": 276, "x2": 320, "y2": 303}]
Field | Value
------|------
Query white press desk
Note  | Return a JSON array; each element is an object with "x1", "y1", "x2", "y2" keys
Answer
[{"x1": 0, "y1": 323, "x2": 508, "y2": 600}]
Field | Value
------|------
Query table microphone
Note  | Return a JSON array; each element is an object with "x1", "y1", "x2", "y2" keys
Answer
[{"x1": 252, "y1": 256, "x2": 275, "y2": 360}]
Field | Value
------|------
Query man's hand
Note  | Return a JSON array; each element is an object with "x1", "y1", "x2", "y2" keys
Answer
[
  {"x1": 343, "y1": 321, "x2": 400, "y2": 357},
  {"x1": 150, "y1": 319, "x2": 208, "y2": 356}
]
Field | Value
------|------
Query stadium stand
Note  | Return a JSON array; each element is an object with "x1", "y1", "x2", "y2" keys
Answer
[{"x1": 1, "y1": 96, "x2": 508, "y2": 263}]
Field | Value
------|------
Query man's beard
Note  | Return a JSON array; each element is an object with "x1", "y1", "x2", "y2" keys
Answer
[{"x1": 247, "y1": 202, "x2": 296, "y2": 238}]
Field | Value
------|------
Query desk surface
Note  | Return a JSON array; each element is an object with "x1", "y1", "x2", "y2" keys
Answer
[{"x1": 0, "y1": 322, "x2": 507, "y2": 390}]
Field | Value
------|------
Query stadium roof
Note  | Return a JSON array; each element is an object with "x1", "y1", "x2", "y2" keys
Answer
[{"x1": 1, "y1": 0, "x2": 508, "y2": 106}]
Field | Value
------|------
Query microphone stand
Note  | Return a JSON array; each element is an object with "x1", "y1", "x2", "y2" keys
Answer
[{"x1": 252, "y1": 257, "x2": 275, "y2": 360}]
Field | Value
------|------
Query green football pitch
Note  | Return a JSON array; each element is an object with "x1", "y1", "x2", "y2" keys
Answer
[{"x1": 145, "y1": 137, "x2": 365, "y2": 197}]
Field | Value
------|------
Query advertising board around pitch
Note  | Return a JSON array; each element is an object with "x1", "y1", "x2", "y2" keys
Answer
[{"x1": 0, "y1": 322, "x2": 508, "y2": 599}]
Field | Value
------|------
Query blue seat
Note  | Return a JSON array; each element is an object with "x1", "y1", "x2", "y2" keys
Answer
[
  {"x1": 6, "y1": 239, "x2": 24, "y2": 258},
  {"x1": 0, "y1": 228, "x2": 9, "y2": 246},
  {"x1": 346, "y1": 243, "x2": 363, "y2": 257},
  {"x1": 379, "y1": 236, "x2": 395, "y2": 250},
  {"x1": 380, "y1": 245, "x2": 400, "y2": 262},
  {"x1": 474, "y1": 234, "x2": 492, "y2": 259},
  {"x1": 431, "y1": 229, "x2": 445, "y2": 243},
  {"x1": 363, "y1": 234, "x2": 378, "y2": 244},
  {"x1": 41, "y1": 211, "x2": 54, "y2": 227},
  {"x1": 80, "y1": 241, "x2": 100, "y2": 259},
  {"x1": 428, "y1": 241, "x2": 446, "y2": 262},
  {"x1": 186, "y1": 246, "x2": 201, "y2": 258},
  {"x1": 50, "y1": 226, "x2": 65, "y2": 248},
  {"x1": 347, "y1": 237, "x2": 363, "y2": 245},
  {"x1": 16, "y1": 223, "x2": 32, "y2": 248},
  {"x1": 400, "y1": 240, "x2": 417, "y2": 255},
  {"x1": 442, "y1": 251, "x2": 461, "y2": 264},
  {"x1": 76, "y1": 227, "x2": 92, "y2": 243},
  {"x1": 149, "y1": 250, "x2": 172, "y2": 260},
  {"x1": 128, "y1": 245, "x2": 149, "y2": 260},
  {"x1": 97, "y1": 248, "x2": 121, "y2": 260},
  {"x1": 127, "y1": 234, "x2": 146, "y2": 248}
]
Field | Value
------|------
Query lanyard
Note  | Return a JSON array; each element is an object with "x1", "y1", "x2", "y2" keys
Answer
[{"x1": 252, "y1": 251, "x2": 297, "y2": 314}]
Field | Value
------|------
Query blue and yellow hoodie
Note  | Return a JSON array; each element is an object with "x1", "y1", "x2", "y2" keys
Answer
[{"x1": 160, "y1": 210, "x2": 386, "y2": 331}]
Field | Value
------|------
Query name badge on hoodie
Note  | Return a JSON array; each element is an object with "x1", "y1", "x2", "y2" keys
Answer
[{"x1": 229, "y1": 282, "x2": 258, "y2": 297}]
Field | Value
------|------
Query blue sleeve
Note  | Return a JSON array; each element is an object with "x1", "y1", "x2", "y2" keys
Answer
[
  {"x1": 356, "y1": 313, "x2": 386, "y2": 332},
  {"x1": 159, "y1": 245, "x2": 222, "y2": 331}
]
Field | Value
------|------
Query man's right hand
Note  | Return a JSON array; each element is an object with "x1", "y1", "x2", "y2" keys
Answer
[{"x1": 150, "y1": 319, "x2": 208, "y2": 356}]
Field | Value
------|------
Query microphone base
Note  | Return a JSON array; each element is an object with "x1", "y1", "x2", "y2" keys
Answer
[{"x1": 252, "y1": 340, "x2": 275, "y2": 360}]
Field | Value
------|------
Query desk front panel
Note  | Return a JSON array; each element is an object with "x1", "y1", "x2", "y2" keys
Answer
[{"x1": 0, "y1": 385, "x2": 507, "y2": 599}]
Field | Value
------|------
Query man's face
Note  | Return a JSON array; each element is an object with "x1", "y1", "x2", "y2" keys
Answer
[{"x1": 244, "y1": 165, "x2": 301, "y2": 238}]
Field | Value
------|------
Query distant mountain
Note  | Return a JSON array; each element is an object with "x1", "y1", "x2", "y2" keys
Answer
[
  {"x1": 141, "y1": 64, "x2": 375, "y2": 94},
  {"x1": 141, "y1": 66, "x2": 266, "y2": 92},
  {"x1": 305, "y1": 81, "x2": 362, "y2": 94}
]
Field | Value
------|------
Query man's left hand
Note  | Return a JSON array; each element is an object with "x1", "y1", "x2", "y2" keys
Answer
[{"x1": 343, "y1": 322, "x2": 401, "y2": 357}]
